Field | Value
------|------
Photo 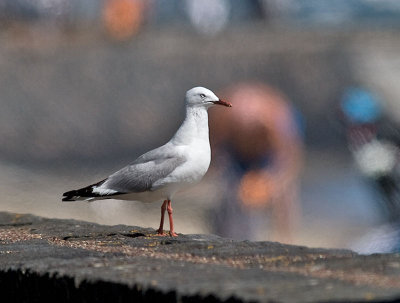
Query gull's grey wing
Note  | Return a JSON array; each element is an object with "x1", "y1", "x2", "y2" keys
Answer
[
  {"x1": 102, "y1": 155, "x2": 186, "y2": 193},
  {"x1": 131, "y1": 143, "x2": 179, "y2": 164}
]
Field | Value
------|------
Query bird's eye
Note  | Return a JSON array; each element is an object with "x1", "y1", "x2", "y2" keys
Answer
[{"x1": 200, "y1": 94, "x2": 206, "y2": 99}]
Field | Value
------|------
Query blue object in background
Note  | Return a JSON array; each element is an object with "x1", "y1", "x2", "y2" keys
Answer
[{"x1": 340, "y1": 87, "x2": 382, "y2": 124}]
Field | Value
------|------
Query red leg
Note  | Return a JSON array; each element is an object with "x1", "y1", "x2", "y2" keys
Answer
[
  {"x1": 157, "y1": 200, "x2": 168, "y2": 235},
  {"x1": 167, "y1": 200, "x2": 178, "y2": 237}
]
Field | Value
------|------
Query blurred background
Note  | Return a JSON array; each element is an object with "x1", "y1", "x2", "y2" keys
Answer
[{"x1": 1, "y1": 0, "x2": 400, "y2": 253}]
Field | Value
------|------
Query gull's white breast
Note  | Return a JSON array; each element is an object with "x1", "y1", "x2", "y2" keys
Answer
[
  {"x1": 172, "y1": 138, "x2": 211, "y2": 183},
  {"x1": 153, "y1": 138, "x2": 211, "y2": 190}
]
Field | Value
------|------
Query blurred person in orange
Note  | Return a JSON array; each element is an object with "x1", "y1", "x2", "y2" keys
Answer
[
  {"x1": 102, "y1": 0, "x2": 145, "y2": 41},
  {"x1": 209, "y1": 83, "x2": 304, "y2": 243}
]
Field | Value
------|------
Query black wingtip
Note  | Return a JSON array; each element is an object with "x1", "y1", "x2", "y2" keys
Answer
[
  {"x1": 61, "y1": 179, "x2": 118, "y2": 202},
  {"x1": 62, "y1": 196, "x2": 75, "y2": 202},
  {"x1": 62, "y1": 190, "x2": 77, "y2": 202}
]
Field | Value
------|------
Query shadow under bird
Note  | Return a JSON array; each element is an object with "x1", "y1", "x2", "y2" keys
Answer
[{"x1": 62, "y1": 87, "x2": 232, "y2": 236}]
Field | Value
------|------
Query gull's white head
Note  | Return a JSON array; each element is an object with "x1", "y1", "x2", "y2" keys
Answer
[{"x1": 185, "y1": 87, "x2": 232, "y2": 108}]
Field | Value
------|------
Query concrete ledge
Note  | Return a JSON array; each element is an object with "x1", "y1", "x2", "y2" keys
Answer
[{"x1": 0, "y1": 212, "x2": 399, "y2": 302}]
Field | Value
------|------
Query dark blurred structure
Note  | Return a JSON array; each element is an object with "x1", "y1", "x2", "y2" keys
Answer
[
  {"x1": 339, "y1": 87, "x2": 400, "y2": 253},
  {"x1": 210, "y1": 83, "x2": 303, "y2": 243},
  {"x1": 263, "y1": 0, "x2": 400, "y2": 27},
  {"x1": 339, "y1": 87, "x2": 400, "y2": 222}
]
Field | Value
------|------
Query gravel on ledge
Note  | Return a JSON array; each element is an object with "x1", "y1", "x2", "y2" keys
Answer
[{"x1": 0, "y1": 212, "x2": 399, "y2": 303}]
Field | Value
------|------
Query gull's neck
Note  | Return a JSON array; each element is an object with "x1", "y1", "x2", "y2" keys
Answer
[{"x1": 171, "y1": 106, "x2": 209, "y2": 145}]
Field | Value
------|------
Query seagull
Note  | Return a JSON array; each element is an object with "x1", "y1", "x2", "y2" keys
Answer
[{"x1": 62, "y1": 87, "x2": 232, "y2": 236}]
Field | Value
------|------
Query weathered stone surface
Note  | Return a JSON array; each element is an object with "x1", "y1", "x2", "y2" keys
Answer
[{"x1": 0, "y1": 212, "x2": 400, "y2": 303}]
